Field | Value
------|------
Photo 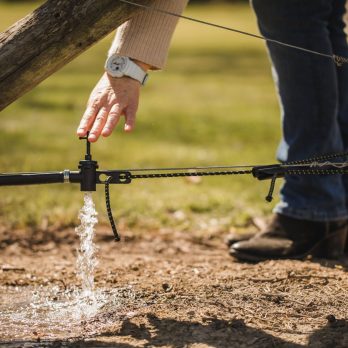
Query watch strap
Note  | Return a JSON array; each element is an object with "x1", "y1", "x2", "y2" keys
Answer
[{"x1": 124, "y1": 59, "x2": 148, "y2": 85}]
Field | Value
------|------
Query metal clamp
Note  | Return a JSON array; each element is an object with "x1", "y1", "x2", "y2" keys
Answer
[{"x1": 63, "y1": 169, "x2": 70, "y2": 183}]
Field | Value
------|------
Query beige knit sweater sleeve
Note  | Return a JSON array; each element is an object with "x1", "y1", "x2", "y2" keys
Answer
[{"x1": 109, "y1": 0, "x2": 188, "y2": 70}]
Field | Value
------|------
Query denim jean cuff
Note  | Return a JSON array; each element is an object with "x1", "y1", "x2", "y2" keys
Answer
[{"x1": 273, "y1": 203, "x2": 348, "y2": 222}]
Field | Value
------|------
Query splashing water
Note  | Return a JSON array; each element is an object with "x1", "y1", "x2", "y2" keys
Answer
[
  {"x1": 0, "y1": 285, "x2": 136, "y2": 340},
  {"x1": 75, "y1": 192, "x2": 98, "y2": 305},
  {"x1": 0, "y1": 193, "x2": 138, "y2": 340}
]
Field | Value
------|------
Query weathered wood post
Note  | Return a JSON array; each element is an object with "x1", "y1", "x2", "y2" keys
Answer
[{"x1": 0, "y1": 0, "x2": 152, "y2": 111}]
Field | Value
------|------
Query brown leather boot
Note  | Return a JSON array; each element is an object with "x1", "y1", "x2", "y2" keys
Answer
[{"x1": 230, "y1": 214, "x2": 348, "y2": 262}]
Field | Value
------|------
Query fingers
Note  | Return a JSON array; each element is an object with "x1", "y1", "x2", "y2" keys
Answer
[
  {"x1": 77, "y1": 102, "x2": 101, "y2": 137},
  {"x1": 78, "y1": 75, "x2": 140, "y2": 141},
  {"x1": 78, "y1": 101, "x2": 137, "y2": 140},
  {"x1": 88, "y1": 107, "x2": 109, "y2": 142},
  {"x1": 101, "y1": 104, "x2": 122, "y2": 137}
]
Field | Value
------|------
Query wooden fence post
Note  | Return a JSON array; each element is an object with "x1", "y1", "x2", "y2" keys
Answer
[{"x1": 0, "y1": 0, "x2": 152, "y2": 111}]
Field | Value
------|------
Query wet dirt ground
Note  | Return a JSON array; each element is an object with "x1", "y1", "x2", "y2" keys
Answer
[{"x1": 0, "y1": 225, "x2": 348, "y2": 347}]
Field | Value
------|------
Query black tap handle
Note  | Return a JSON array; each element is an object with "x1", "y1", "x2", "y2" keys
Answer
[{"x1": 79, "y1": 131, "x2": 92, "y2": 160}]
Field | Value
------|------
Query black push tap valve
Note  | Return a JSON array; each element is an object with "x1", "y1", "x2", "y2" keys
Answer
[{"x1": 78, "y1": 134, "x2": 98, "y2": 192}]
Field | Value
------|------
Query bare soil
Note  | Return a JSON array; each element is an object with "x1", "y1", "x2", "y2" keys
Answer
[{"x1": 0, "y1": 225, "x2": 348, "y2": 348}]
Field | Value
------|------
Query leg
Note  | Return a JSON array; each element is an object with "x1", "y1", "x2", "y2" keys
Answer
[
  {"x1": 328, "y1": 1, "x2": 348, "y2": 208},
  {"x1": 252, "y1": 0, "x2": 347, "y2": 221},
  {"x1": 229, "y1": 0, "x2": 348, "y2": 261},
  {"x1": 328, "y1": 0, "x2": 348, "y2": 253}
]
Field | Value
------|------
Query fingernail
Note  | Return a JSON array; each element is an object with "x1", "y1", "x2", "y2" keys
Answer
[
  {"x1": 88, "y1": 134, "x2": 97, "y2": 141},
  {"x1": 102, "y1": 128, "x2": 110, "y2": 136}
]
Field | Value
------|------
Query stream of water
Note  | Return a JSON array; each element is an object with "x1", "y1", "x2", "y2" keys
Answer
[{"x1": 75, "y1": 192, "x2": 99, "y2": 311}]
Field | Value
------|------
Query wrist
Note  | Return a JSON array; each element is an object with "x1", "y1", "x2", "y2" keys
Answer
[{"x1": 104, "y1": 55, "x2": 149, "y2": 86}]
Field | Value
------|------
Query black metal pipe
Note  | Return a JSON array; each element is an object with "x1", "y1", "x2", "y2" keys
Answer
[
  {"x1": 0, "y1": 172, "x2": 64, "y2": 186},
  {"x1": 0, "y1": 171, "x2": 81, "y2": 186}
]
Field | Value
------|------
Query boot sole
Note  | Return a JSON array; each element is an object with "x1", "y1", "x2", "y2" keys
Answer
[{"x1": 229, "y1": 249, "x2": 309, "y2": 262}]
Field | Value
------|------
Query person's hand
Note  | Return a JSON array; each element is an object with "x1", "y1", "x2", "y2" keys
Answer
[{"x1": 77, "y1": 72, "x2": 141, "y2": 142}]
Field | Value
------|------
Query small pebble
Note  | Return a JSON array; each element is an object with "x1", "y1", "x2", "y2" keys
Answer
[{"x1": 162, "y1": 283, "x2": 172, "y2": 292}]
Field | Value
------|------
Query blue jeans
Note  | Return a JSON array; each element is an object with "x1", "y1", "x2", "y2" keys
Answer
[{"x1": 252, "y1": 0, "x2": 348, "y2": 221}]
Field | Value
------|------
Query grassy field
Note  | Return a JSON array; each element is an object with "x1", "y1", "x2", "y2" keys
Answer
[{"x1": 0, "y1": 1, "x2": 281, "y2": 232}]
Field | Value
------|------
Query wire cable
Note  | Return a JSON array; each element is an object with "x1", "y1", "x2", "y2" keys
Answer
[{"x1": 120, "y1": 0, "x2": 348, "y2": 66}]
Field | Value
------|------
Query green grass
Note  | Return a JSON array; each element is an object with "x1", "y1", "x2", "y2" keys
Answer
[{"x1": 0, "y1": 1, "x2": 281, "y2": 231}]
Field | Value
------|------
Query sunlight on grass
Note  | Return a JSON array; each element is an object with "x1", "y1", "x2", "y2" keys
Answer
[{"x1": 0, "y1": 1, "x2": 281, "y2": 231}]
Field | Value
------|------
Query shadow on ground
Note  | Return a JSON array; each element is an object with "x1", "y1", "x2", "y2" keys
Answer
[{"x1": 2, "y1": 314, "x2": 347, "y2": 348}]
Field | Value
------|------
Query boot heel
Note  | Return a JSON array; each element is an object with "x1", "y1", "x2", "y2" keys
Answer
[{"x1": 315, "y1": 229, "x2": 348, "y2": 259}]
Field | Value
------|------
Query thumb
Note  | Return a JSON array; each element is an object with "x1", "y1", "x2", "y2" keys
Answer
[{"x1": 124, "y1": 106, "x2": 137, "y2": 132}]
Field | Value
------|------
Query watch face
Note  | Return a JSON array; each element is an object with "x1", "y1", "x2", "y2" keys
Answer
[{"x1": 107, "y1": 56, "x2": 128, "y2": 77}]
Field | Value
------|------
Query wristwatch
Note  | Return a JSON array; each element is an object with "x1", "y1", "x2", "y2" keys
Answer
[{"x1": 104, "y1": 55, "x2": 149, "y2": 86}]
